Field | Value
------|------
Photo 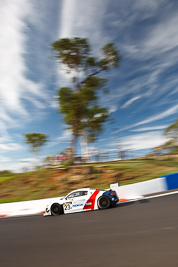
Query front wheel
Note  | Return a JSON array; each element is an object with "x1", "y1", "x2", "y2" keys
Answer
[
  {"x1": 97, "y1": 196, "x2": 111, "y2": 209},
  {"x1": 51, "y1": 203, "x2": 62, "y2": 215}
]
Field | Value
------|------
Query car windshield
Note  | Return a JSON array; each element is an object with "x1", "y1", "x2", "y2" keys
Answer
[{"x1": 66, "y1": 191, "x2": 88, "y2": 199}]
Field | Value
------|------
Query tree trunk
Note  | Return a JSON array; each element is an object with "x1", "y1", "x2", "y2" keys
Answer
[
  {"x1": 80, "y1": 132, "x2": 89, "y2": 163},
  {"x1": 69, "y1": 134, "x2": 77, "y2": 164}
]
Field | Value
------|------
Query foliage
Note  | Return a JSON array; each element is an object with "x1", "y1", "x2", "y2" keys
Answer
[
  {"x1": 24, "y1": 133, "x2": 48, "y2": 155},
  {"x1": 52, "y1": 37, "x2": 120, "y2": 160},
  {"x1": 163, "y1": 118, "x2": 178, "y2": 153},
  {"x1": 61, "y1": 159, "x2": 73, "y2": 169}
]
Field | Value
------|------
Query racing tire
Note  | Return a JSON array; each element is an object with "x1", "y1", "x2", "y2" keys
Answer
[
  {"x1": 97, "y1": 196, "x2": 111, "y2": 209},
  {"x1": 51, "y1": 203, "x2": 62, "y2": 215}
]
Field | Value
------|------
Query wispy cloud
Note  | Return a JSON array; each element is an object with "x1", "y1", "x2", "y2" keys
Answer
[
  {"x1": 103, "y1": 1, "x2": 178, "y2": 113},
  {"x1": 123, "y1": 131, "x2": 168, "y2": 151},
  {"x1": 108, "y1": 105, "x2": 118, "y2": 113},
  {"x1": 0, "y1": 0, "x2": 59, "y2": 136},
  {"x1": 0, "y1": 156, "x2": 10, "y2": 163},
  {"x1": 119, "y1": 105, "x2": 178, "y2": 132},
  {"x1": 131, "y1": 125, "x2": 168, "y2": 132},
  {"x1": 134, "y1": 105, "x2": 178, "y2": 127},
  {"x1": 108, "y1": 129, "x2": 168, "y2": 151},
  {"x1": 0, "y1": 142, "x2": 22, "y2": 152},
  {"x1": 47, "y1": 129, "x2": 72, "y2": 148},
  {"x1": 59, "y1": 0, "x2": 109, "y2": 44},
  {"x1": 0, "y1": 1, "x2": 39, "y2": 133},
  {"x1": 121, "y1": 96, "x2": 141, "y2": 108},
  {"x1": 57, "y1": 129, "x2": 72, "y2": 141}
]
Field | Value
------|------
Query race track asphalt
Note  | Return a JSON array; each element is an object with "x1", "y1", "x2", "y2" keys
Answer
[{"x1": 0, "y1": 193, "x2": 178, "y2": 267}]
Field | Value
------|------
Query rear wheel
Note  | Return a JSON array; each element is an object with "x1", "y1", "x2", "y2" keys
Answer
[
  {"x1": 51, "y1": 203, "x2": 62, "y2": 215},
  {"x1": 97, "y1": 196, "x2": 110, "y2": 209}
]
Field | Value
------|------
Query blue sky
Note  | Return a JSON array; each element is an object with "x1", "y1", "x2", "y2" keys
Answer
[{"x1": 0, "y1": 0, "x2": 178, "y2": 172}]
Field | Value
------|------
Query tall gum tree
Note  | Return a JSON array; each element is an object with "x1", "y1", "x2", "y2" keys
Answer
[{"x1": 52, "y1": 38, "x2": 121, "y2": 162}]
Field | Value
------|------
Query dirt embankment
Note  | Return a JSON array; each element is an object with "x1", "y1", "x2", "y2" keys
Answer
[{"x1": 0, "y1": 159, "x2": 177, "y2": 203}]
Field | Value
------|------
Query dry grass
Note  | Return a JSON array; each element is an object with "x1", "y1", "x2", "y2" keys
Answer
[{"x1": 0, "y1": 158, "x2": 177, "y2": 203}]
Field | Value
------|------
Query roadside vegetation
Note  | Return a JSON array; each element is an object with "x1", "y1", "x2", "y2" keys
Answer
[{"x1": 0, "y1": 158, "x2": 177, "y2": 204}]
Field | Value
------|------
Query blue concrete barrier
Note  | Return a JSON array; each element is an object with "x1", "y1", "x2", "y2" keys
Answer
[{"x1": 160, "y1": 173, "x2": 178, "y2": 191}]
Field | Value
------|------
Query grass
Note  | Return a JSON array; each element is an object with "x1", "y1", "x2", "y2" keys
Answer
[
  {"x1": 0, "y1": 158, "x2": 177, "y2": 204},
  {"x1": 0, "y1": 176, "x2": 15, "y2": 183}
]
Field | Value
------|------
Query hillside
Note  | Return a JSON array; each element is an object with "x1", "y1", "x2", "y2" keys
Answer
[{"x1": 0, "y1": 158, "x2": 178, "y2": 203}]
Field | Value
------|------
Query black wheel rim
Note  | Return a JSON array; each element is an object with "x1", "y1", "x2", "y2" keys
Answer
[
  {"x1": 54, "y1": 206, "x2": 59, "y2": 212},
  {"x1": 52, "y1": 204, "x2": 60, "y2": 215},
  {"x1": 101, "y1": 198, "x2": 108, "y2": 207}
]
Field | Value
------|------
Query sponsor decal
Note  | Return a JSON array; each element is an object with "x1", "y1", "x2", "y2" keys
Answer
[
  {"x1": 64, "y1": 202, "x2": 72, "y2": 205},
  {"x1": 85, "y1": 202, "x2": 92, "y2": 206},
  {"x1": 73, "y1": 204, "x2": 83, "y2": 207}
]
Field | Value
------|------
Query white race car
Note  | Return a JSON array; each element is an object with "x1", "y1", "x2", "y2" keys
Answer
[{"x1": 44, "y1": 188, "x2": 119, "y2": 216}]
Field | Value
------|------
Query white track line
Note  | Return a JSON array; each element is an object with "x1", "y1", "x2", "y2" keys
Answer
[{"x1": 145, "y1": 190, "x2": 178, "y2": 199}]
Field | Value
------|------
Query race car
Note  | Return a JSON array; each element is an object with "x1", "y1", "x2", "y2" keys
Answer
[{"x1": 44, "y1": 188, "x2": 119, "y2": 216}]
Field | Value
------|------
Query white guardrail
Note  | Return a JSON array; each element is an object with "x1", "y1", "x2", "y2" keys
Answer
[{"x1": 0, "y1": 173, "x2": 178, "y2": 217}]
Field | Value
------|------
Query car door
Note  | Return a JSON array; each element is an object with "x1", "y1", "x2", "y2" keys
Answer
[{"x1": 64, "y1": 190, "x2": 89, "y2": 213}]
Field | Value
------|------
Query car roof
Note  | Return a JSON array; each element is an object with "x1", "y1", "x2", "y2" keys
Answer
[{"x1": 68, "y1": 188, "x2": 93, "y2": 194}]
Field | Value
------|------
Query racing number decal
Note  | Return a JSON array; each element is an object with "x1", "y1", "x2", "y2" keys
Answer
[
  {"x1": 64, "y1": 202, "x2": 72, "y2": 211},
  {"x1": 64, "y1": 204, "x2": 70, "y2": 210}
]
